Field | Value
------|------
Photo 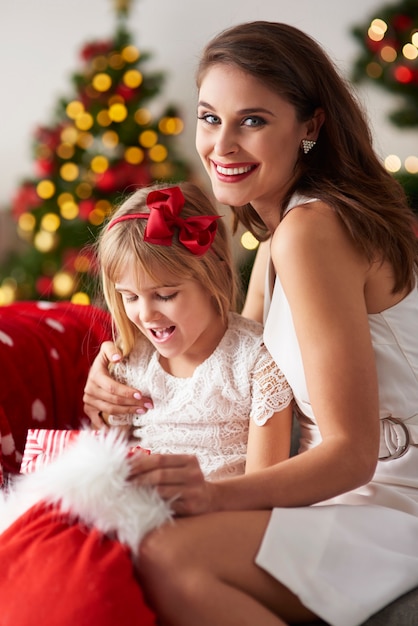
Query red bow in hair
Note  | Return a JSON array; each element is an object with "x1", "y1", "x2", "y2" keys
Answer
[{"x1": 108, "y1": 187, "x2": 220, "y2": 256}]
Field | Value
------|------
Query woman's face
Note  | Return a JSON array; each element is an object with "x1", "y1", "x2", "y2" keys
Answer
[{"x1": 196, "y1": 64, "x2": 309, "y2": 225}]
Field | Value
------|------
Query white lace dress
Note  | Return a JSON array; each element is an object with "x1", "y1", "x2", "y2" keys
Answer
[
  {"x1": 111, "y1": 312, "x2": 292, "y2": 480},
  {"x1": 255, "y1": 195, "x2": 418, "y2": 626}
]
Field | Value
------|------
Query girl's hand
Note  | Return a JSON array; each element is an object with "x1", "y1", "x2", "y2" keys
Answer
[
  {"x1": 83, "y1": 341, "x2": 153, "y2": 428},
  {"x1": 128, "y1": 452, "x2": 218, "y2": 517}
]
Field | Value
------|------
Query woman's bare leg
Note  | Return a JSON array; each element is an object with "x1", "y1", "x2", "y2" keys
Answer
[{"x1": 137, "y1": 510, "x2": 318, "y2": 626}]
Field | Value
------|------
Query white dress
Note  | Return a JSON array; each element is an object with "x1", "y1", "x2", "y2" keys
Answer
[
  {"x1": 111, "y1": 312, "x2": 292, "y2": 480},
  {"x1": 256, "y1": 195, "x2": 418, "y2": 626}
]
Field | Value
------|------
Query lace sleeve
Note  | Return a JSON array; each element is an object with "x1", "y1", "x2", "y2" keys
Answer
[{"x1": 251, "y1": 347, "x2": 293, "y2": 426}]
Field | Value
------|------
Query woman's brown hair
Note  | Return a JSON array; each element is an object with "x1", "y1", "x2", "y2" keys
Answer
[{"x1": 197, "y1": 21, "x2": 418, "y2": 292}]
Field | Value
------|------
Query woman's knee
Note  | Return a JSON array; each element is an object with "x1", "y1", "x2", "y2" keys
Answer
[{"x1": 138, "y1": 522, "x2": 190, "y2": 580}]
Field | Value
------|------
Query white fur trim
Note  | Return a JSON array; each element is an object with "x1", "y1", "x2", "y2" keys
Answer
[{"x1": 0, "y1": 430, "x2": 172, "y2": 555}]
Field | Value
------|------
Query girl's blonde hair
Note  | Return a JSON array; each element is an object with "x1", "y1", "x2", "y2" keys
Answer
[{"x1": 98, "y1": 181, "x2": 239, "y2": 355}]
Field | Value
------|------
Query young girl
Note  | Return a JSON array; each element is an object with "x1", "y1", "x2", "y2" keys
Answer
[{"x1": 97, "y1": 181, "x2": 293, "y2": 482}]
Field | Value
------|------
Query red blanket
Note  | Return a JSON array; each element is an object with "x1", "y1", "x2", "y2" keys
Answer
[{"x1": 0, "y1": 301, "x2": 112, "y2": 484}]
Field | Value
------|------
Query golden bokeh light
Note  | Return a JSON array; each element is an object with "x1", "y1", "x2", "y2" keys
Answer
[
  {"x1": 380, "y1": 46, "x2": 397, "y2": 63},
  {"x1": 76, "y1": 182, "x2": 92, "y2": 199},
  {"x1": 366, "y1": 62, "x2": 383, "y2": 78},
  {"x1": 57, "y1": 192, "x2": 74, "y2": 207},
  {"x1": 66, "y1": 100, "x2": 85, "y2": 119},
  {"x1": 108, "y1": 103, "x2": 128, "y2": 122},
  {"x1": 102, "y1": 130, "x2": 119, "y2": 149},
  {"x1": 124, "y1": 146, "x2": 144, "y2": 164},
  {"x1": 139, "y1": 129, "x2": 158, "y2": 148},
  {"x1": 77, "y1": 132, "x2": 94, "y2": 149},
  {"x1": 56, "y1": 143, "x2": 75, "y2": 159},
  {"x1": 36, "y1": 180, "x2": 55, "y2": 199},
  {"x1": 97, "y1": 109, "x2": 112, "y2": 127},
  {"x1": 0, "y1": 281, "x2": 17, "y2": 306},
  {"x1": 149, "y1": 144, "x2": 167, "y2": 162},
  {"x1": 405, "y1": 156, "x2": 418, "y2": 174},
  {"x1": 108, "y1": 53, "x2": 125, "y2": 70},
  {"x1": 92, "y1": 72, "x2": 112, "y2": 92},
  {"x1": 241, "y1": 231, "x2": 259, "y2": 251},
  {"x1": 158, "y1": 116, "x2": 184, "y2": 135},
  {"x1": 61, "y1": 126, "x2": 79, "y2": 144},
  {"x1": 18, "y1": 212, "x2": 36, "y2": 232},
  {"x1": 60, "y1": 200, "x2": 79, "y2": 220},
  {"x1": 74, "y1": 254, "x2": 92, "y2": 273},
  {"x1": 123, "y1": 69, "x2": 143, "y2": 89},
  {"x1": 88, "y1": 208, "x2": 107, "y2": 226},
  {"x1": 90, "y1": 155, "x2": 109, "y2": 173},
  {"x1": 53, "y1": 271, "x2": 75, "y2": 298},
  {"x1": 60, "y1": 162, "x2": 79, "y2": 181},
  {"x1": 384, "y1": 154, "x2": 402, "y2": 172},
  {"x1": 134, "y1": 108, "x2": 152, "y2": 125},
  {"x1": 75, "y1": 112, "x2": 94, "y2": 131},
  {"x1": 34, "y1": 230, "x2": 56, "y2": 253},
  {"x1": 368, "y1": 19, "x2": 387, "y2": 41},
  {"x1": 41, "y1": 213, "x2": 61, "y2": 232},
  {"x1": 403, "y1": 43, "x2": 418, "y2": 60},
  {"x1": 92, "y1": 56, "x2": 108, "y2": 72},
  {"x1": 121, "y1": 45, "x2": 140, "y2": 63},
  {"x1": 71, "y1": 291, "x2": 90, "y2": 305}
]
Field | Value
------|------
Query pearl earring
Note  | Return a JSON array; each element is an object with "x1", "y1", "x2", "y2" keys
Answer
[{"x1": 302, "y1": 139, "x2": 316, "y2": 154}]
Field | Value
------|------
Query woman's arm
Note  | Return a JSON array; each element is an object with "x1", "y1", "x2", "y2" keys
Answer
[{"x1": 83, "y1": 341, "x2": 152, "y2": 427}]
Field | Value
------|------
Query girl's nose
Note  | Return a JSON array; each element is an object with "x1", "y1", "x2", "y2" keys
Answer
[{"x1": 137, "y1": 299, "x2": 160, "y2": 324}]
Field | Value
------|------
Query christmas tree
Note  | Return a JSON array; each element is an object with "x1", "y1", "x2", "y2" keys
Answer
[
  {"x1": 0, "y1": 0, "x2": 190, "y2": 305},
  {"x1": 350, "y1": 0, "x2": 418, "y2": 213}
]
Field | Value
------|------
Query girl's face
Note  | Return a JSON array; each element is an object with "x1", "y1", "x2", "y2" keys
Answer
[
  {"x1": 115, "y1": 264, "x2": 226, "y2": 376},
  {"x1": 196, "y1": 64, "x2": 310, "y2": 228}
]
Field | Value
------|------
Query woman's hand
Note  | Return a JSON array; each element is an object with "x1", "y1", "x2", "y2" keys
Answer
[
  {"x1": 83, "y1": 341, "x2": 153, "y2": 428},
  {"x1": 128, "y1": 452, "x2": 218, "y2": 517}
]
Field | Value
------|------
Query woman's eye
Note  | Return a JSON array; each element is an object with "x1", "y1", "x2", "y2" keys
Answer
[
  {"x1": 197, "y1": 112, "x2": 220, "y2": 125},
  {"x1": 242, "y1": 116, "x2": 266, "y2": 127}
]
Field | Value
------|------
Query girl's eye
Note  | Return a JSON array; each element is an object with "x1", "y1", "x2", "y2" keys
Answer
[
  {"x1": 197, "y1": 112, "x2": 220, "y2": 125},
  {"x1": 156, "y1": 292, "x2": 178, "y2": 302},
  {"x1": 123, "y1": 294, "x2": 137, "y2": 303},
  {"x1": 242, "y1": 116, "x2": 266, "y2": 128}
]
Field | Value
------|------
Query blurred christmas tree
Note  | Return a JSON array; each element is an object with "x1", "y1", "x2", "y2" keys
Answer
[
  {"x1": 0, "y1": 0, "x2": 190, "y2": 305},
  {"x1": 350, "y1": 0, "x2": 418, "y2": 214}
]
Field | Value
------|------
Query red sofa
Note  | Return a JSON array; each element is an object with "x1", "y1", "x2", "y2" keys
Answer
[{"x1": 0, "y1": 300, "x2": 112, "y2": 485}]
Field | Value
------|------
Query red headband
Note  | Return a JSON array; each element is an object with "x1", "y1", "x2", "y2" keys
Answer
[{"x1": 108, "y1": 186, "x2": 220, "y2": 256}]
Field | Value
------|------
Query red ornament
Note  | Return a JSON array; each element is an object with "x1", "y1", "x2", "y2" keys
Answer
[
  {"x1": 394, "y1": 65, "x2": 414, "y2": 84},
  {"x1": 391, "y1": 14, "x2": 413, "y2": 32},
  {"x1": 35, "y1": 276, "x2": 54, "y2": 297},
  {"x1": 80, "y1": 41, "x2": 113, "y2": 62},
  {"x1": 12, "y1": 183, "x2": 42, "y2": 219},
  {"x1": 78, "y1": 199, "x2": 96, "y2": 220}
]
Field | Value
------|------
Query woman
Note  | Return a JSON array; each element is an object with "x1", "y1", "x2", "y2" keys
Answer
[{"x1": 84, "y1": 22, "x2": 418, "y2": 625}]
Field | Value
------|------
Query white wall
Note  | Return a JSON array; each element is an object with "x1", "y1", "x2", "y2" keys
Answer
[{"x1": 1, "y1": 0, "x2": 416, "y2": 211}]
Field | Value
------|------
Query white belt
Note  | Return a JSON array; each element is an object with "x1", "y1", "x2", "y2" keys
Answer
[{"x1": 379, "y1": 415, "x2": 418, "y2": 461}]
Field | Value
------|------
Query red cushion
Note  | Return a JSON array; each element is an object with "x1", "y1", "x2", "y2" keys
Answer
[{"x1": 0, "y1": 502, "x2": 157, "y2": 626}]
